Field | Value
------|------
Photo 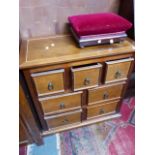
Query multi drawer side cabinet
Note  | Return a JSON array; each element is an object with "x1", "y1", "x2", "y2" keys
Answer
[{"x1": 19, "y1": 35, "x2": 135, "y2": 135}]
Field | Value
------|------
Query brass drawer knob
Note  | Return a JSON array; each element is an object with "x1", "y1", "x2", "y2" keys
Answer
[
  {"x1": 99, "y1": 109, "x2": 105, "y2": 114},
  {"x1": 103, "y1": 92, "x2": 109, "y2": 100},
  {"x1": 59, "y1": 103, "x2": 65, "y2": 109},
  {"x1": 84, "y1": 78, "x2": 91, "y2": 86},
  {"x1": 115, "y1": 70, "x2": 122, "y2": 79},
  {"x1": 62, "y1": 118, "x2": 69, "y2": 124},
  {"x1": 48, "y1": 82, "x2": 54, "y2": 90}
]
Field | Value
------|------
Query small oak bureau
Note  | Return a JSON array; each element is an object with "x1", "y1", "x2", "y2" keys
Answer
[{"x1": 19, "y1": 35, "x2": 135, "y2": 135}]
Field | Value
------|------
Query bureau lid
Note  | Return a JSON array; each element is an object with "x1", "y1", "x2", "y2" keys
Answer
[{"x1": 19, "y1": 35, "x2": 135, "y2": 69}]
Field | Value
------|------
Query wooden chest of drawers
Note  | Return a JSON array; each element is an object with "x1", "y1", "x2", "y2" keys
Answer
[{"x1": 20, "y1": 35, "x2": 134, "y2": 135}]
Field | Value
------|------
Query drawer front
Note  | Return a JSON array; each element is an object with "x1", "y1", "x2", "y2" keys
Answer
[
  {"x1": 87, "y1": 101, "x2": 118, "y2": 118},
  {"x1": 71, "y1": 63, "x2": 102, "y2": 91},
  {"x1": 31, "y1": 69, "x2": 64, "y2": 96},
  {"x1": 88, "y1": 82, "x2": 125, "y2": 105},
  {"x1": 105, "y1": 58, "x2": 134, "y2": 83},
  {"x1": 40, "y1": 92, "x2": 82, "y2": 115},
  {"x1": 45, "y1": 110, "x2": 81, "y2": 128}
]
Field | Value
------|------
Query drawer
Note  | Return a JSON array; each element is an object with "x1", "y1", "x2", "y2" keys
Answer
[
  {"x1": 45, "y1": 109, "x2": 81, "y2": 128},
  {"x1": 88, "y1": 82, "x2": 125, "y2": 105},
  {"x1": 71, "y1": 63, "x2": 102, "y2": 91},
  {"x1": 87, "y1": 101, "x2": 118, "y2": 119},
  {"x1": 105, "y1": 58, "x2": 134, "y2": 83},
  {"x1": 31, "y1": 69, "x2": 64, "y2": 96},
  {"x1": 39, "y1": 91, "x2": 82, "y2": 115}
]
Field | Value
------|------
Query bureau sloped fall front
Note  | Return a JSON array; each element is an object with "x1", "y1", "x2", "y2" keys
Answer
[{"x1": 20, "y1": 35, "x2": 134, "y2": 135}]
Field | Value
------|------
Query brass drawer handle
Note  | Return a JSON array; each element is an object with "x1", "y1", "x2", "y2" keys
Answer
[
  {"x1": 62, "y1": 118, "x2": 69, "y2": 124},
  {"x1": 84, "y1": 78, "x2": 91, "y2": 86},
  {"x1": 59, "y1": 103, "x2": 65, "y2": 109},
  {"x1": 115, "y1": 70, "x2": 122, "y2": 79},
  {"x1": 99, "y1": 109, "x2": 105, "y2": 114},
  {"x1": 103, "y1": 92, "x2": 109, "y2": 100},
  {"x1": 48, "y1": 82, "x2": 54, "y2": 90}
]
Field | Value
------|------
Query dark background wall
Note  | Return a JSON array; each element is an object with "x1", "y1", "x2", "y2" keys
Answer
[
  {"x1": 19, "y1": 0, "x2": 120, "y2": 39},
  {"x1": 119, "y1": 0, "x2": 134, "y2": 40}
]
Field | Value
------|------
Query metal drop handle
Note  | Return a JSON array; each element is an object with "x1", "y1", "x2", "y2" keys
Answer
[
  {"x1": 115, "y1": 70, "x2": 122, "y2": 79},
  {"x1": 59, "y1": 103, "x2": 65, "y2": 109},
  {"x1": 84, "y1": 78, "x2": 91, "y2": 86},
  {"x1": 99, "y1": 109, "x2": 105, "y2": 114},
  {"x1": 103, "y1": 92, "x2": 109, "y2": 100},
  {"x1": 62, "y1": 118, "x2": 69, "y2": 124},
  {"x1": 48, "y1": 82, "x2": 54, "y2": 90}
]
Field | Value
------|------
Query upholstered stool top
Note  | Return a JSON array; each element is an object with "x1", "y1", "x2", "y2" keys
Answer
[{"x1": 68, "y1": 13, "x2": 132, "y2": 37}]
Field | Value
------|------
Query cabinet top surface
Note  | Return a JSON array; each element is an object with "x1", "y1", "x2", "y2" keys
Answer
[{"x1": 19, "y1": 35, "x2": 135, "y2": 69}]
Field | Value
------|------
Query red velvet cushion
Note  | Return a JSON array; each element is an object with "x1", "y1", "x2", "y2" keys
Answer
[{"x1": 68, "y1": 13, "x2": 132, "y2": 36}]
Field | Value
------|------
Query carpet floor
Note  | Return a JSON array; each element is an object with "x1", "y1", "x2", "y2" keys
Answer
[
  {"x1": 60, "y1": 97, "x2": 135, "y2": 155},
  {"x1": 19, "y1": 145, "x2": 27, "y2": 155},
  {"x1": 19, "y1": 97, "x2": 135, "y2": 155}
]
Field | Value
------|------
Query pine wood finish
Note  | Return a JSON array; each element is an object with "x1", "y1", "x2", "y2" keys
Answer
[
  {"x1": 45, "y1": 109, "x2": 82, "y2": 128},
  {"x1": 19, "y1": 82, "x2": 43, "y2": 145},
  {"x1": 105, "y1": 58, "x2": 134, "y2": 83},
  {"x1": 20, "y1": 35, "x2": 134, "y2": 69},
  {"x1": 19, "y1": 116, "x2": 29, "y2": 144},
  {"x1": 71, "y1": 63, "x2": 102, "y2": 91},
  {"x1": 39, "y1": 91, "x2": 82, "y2": 115},
  {"x1": 31, "y1": 69, "x2": 65, "y2": 96},
  {"x1": 87, "y1": 100, "x2": 119, "y2": 119},
  {"x1": 88, "y1": 81, "x2": 126, "y2": 105},
  {"x1": 20, "y1": 35, "x2": 135, "y2": 137}
]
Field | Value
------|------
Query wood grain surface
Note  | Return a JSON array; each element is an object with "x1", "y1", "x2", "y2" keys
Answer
[
  {"x1": 87, "y1": 100, "x2": 119, "y2": 118},
  {"x1": 88, "y1": 81, "x2": 125, "y2": 105},
  {"x1": 105, "y1": 58, "x2": 134, "y2": 83},
  {"x1": 40, "y1": 91, "x2": 82, "y2": 115},
  {"x1": 19, "y1": 36, "x2": 135, "y2": 69}
]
